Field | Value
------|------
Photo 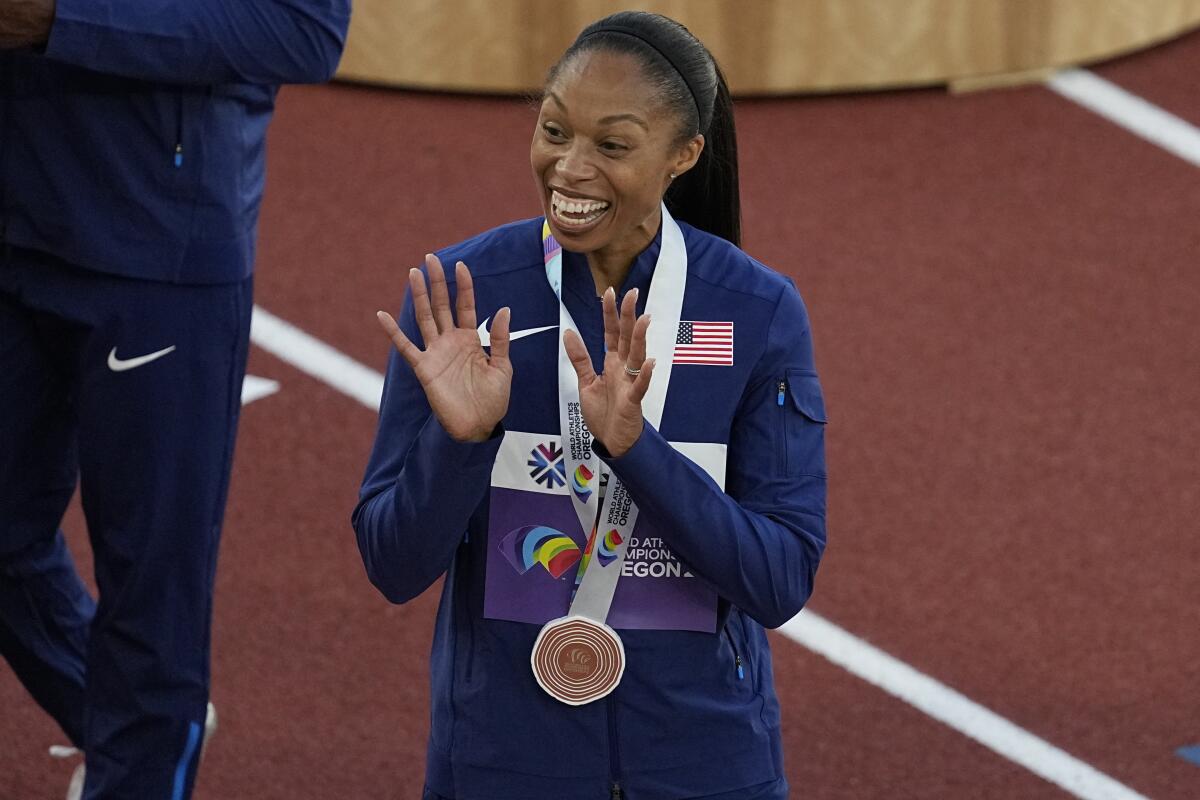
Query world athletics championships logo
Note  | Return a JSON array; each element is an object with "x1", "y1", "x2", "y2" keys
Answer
[
  {"x1": 596, "y1": 528, "x2": 623, "y2": 567},
  {"x1": 528, "y1": 441, "x2": 566, "y2": 489},
  {"x1": 578, "y1": 527, "x2": 624, "y2": 579},
  {"x1": 499, "y1": 525, "x2": 581, "y2": 580},
  {"x1": 571, "y1": 464, "x2": 594, "y2": 503}
]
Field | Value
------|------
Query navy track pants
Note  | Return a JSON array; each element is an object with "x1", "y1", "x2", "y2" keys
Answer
[{"x1": 0, "y1": 245, "x2": 251, "y2": 799}]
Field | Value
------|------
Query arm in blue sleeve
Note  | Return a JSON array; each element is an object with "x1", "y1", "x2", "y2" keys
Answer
[
  {"x1": 44, "y1": 0, "x2": 351, "y2": 84},
  {"x1": 352, "y1": 293, "x2": 502, "y2": 604},
  {"x1": 601, "y1": 283, "x2": 827, "y2": 628}
]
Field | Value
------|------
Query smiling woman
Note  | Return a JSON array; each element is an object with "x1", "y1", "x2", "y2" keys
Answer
[
  {"x1": 533, "y1": 59, "x2": 698, "y2": 294},
  {"x1": 354, "y1": 11, "x2": 827, "y2": 800}
]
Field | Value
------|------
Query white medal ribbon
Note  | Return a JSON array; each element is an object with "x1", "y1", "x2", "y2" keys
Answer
[{"x1": 533, "y1": 203, "x2": 686, "y2": 704}]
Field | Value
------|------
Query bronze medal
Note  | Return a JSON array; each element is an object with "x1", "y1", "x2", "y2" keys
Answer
[{"x1": 531, "y1": 615, "x2": 625, "y2": 705}]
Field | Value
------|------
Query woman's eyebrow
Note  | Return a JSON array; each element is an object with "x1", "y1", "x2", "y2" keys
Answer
[
  {"x1": 598, "y1": 113, "x2": 649, "y2": 130},
  {"x1": 546, "y1": 91, "x2": 647, "y2": 130}
]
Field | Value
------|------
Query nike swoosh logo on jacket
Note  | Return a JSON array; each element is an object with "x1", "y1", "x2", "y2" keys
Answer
[{"x1": 476, "y1": 318, "x2": 557, "y2": 347}]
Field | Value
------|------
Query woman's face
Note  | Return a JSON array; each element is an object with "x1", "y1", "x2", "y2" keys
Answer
[{"x1": 531, "y1": 49, "x2": 702, "y2": 256}]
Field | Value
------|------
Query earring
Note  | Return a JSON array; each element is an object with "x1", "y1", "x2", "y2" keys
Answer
[{"x1": 670, "y1": 173, "x2": 677, "y2": 180}]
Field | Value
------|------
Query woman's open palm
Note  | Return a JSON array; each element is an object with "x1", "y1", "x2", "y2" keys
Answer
[
  {"x1": 564, "y1": 287, "x2": 656, "y2": 458},
  {"x1": 377, "y1": 254, "x2": 512, "y2": 442}
]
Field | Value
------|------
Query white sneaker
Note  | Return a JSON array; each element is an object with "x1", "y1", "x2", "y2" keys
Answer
[{"x1": 55, "y1": 702, "x2": 218, "y2": 800}]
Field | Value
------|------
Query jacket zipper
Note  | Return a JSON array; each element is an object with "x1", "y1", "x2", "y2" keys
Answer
[
  {"x1": 607, "y1": 695, "x2": 622, "y2": 798},
  {"x1": 724, "y1": 622, "x2": 745, "y2": 680},
  {"x1": 174, "y1": 92, "x2": 184, "y2": 168},
  {"x1": 463, "y1": 616, "x2": 475, "y2": 684},
  {"x1": 461, "y1": 567, "x2": 476, "y2": 684},
  {"x1": 777, "y1": 378, "x2": 788, "y2": 474}
]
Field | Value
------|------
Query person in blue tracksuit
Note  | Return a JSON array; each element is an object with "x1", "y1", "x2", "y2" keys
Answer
[
  {"x1": 0, "y1": 1, "x2": 349, "y2": 797},
  {"x1": 355, "y1": 11, "x2": 827, "y2": 800}
]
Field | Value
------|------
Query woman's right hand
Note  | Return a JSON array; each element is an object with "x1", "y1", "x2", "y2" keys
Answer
[{"x1": 377, "y1": 254, "x2": 512, "y2": 442}]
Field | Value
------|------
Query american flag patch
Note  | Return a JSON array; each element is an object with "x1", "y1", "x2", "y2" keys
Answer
[{"x1": 674, "y1": 321, "x2": 734, "y2": 366}]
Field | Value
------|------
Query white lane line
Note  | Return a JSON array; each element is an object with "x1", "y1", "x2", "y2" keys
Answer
[
  {"x1": 248, "y1": 303, "x2": 1150, "y2": 800},
  {"x1": 1048, "y1": 68, "x2": 1200, "y2": 168},
  {"x1": 249, "y1": 305, "x2": 385, "y2": 410},
  {"x1": 240, "y1": 375, "x2": 281, "y2": 406},
  {"x1": 777, "y1": 612, "x2": 1149, "y2": 800}
]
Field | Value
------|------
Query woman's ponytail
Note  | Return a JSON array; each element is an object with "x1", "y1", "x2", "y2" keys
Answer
[{"x1": 665, "y1": 61, "x2": 740, "y2": 246}]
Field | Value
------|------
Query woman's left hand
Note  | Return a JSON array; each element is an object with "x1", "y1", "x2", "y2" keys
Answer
[{"x1": 563, "y1": 287, "x2": 656, "y2": 459}]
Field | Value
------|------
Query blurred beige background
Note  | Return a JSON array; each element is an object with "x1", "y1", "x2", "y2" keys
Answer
[{"x1": 336, "y1": 0, "x2": 1200, "y2": 94}]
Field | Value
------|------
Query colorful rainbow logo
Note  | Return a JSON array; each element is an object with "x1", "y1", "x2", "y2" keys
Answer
[
  {"x1": 571, "y1": 464, "x2": 594, "y2": 503},
  {"x1": 574, "y1": 525, "x2": 598, "y2": 588},
  {"x1": 499, "y1": 525, "x2": 581, "y2": 580},
  {"x1": 572, "y1": 526, "x2": 623, "y2": 597},
  {"x1": 596, "y1": 528, "x2": 623, "y2": 567}
]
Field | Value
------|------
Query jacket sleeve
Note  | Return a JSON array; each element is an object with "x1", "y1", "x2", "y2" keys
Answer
[
  {"x1": 352, "y1": 291, "x2": 502, "y2": 604},
  {"x1": 43, "y1": 0, "x2": 351, "y2": 85},
  {"x1": 600, "y1": 282, "x2": 827, "y2": 629}
]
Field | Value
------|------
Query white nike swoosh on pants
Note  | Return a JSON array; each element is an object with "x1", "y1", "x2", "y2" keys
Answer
[
  {"x1": 106, "y1": 345, "x2": 177, "y2": 372},
  {"x1": 476, "y1": 319, "x2": 556, "y2": 347}
]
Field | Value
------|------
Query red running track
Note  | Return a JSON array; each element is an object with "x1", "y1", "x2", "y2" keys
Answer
[{"x1": 2, "y1": 29, "x2": 1199, "y2": 800}]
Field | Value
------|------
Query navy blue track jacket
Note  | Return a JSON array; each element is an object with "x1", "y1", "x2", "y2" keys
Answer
[
  {"x1": 355, "y1": 219, "x2": 828, "y2": 798},
  {"x1": 0, "y1": 0, "x2": 351, "y2": 284}
]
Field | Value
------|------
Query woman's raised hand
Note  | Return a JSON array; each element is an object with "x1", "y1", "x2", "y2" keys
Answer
[
  {"x1": 563, "y1": 287, "x2": 655, "y2": 458},
  {"x1": 377, "y1": 254, "x2": 512, "y2": 442}
]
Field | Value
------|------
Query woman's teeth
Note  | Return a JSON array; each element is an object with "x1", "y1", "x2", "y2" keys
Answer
[{"x1": 551, "y1": 190, "x2": 610, "y2": 226}]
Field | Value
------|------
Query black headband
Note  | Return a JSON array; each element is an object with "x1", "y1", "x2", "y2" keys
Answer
[{"x1": 578, "y1": 23, "x2": 705, "y2": 128}]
